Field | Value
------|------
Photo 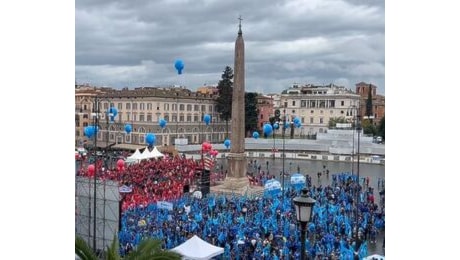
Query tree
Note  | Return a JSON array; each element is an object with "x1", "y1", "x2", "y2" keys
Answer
[
  {"x1": 361, "y1": 119, "x2": 376, "y2": 136},
  {"x1": 75, "y1": 236, "x2": 181, "y2": 260},
  {"x1": 377, "y1": 116, "x2": 385, "y2": 140},
  {"x1": 245, "y1": 92, "x2": 259, "y2": 136},
  {"x1": 366, "y1": 84, "x2": 373, "y2": 120},
  {"x1": 328, "y1": 116, "x2": 347, "y2": 129},
  {"x1": 215, "y1": 66, "x2": 233, "y2": 139}
]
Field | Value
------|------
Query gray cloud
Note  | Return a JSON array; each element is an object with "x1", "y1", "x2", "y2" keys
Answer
[{"x1": 76, "y1": 0, "x2": 385, "y2": 94}]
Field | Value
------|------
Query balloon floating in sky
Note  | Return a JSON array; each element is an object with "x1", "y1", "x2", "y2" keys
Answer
[
  {"x1": 146, "y1": 133, "x2": 156, "y2": 146},
  {"x1": 159, "y1": 119, "x2": 167, "y2": 129},
  {"x1": 263, "y1": 123, "x2": 273, "y2": 136},
  {"x1": 124, "y1": 124, "x2": 132, "y2": 134},
  {"x1": 203, "y1": 114, "x2": 211, "y2": 125},
  {"x1": 174, "y1": 59, "x2": 184, "y2": 74},
  {"x1": 223, "y1": 139, "x2": 231, "y2": 149}
]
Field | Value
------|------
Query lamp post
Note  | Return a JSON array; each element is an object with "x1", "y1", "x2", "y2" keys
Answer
[
  {"x1": 90, "y1": 95, "x2": 101, "y2": 252},
  {"x1": 293, "y1": 188, "x2": 316, "y2": 260},
  {"x1": 347, "y1": 104, "x2": 362, "y2": 245},
  {"x1": 282, "y1": 108, "x2": 286, "y2": 200}
]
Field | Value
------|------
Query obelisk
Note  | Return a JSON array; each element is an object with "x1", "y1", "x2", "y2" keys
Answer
[{"x1": 225, "y1": 16, "x2": 249, "y2": 189}]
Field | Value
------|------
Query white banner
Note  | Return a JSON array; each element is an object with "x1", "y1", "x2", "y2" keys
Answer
[
  {"x1": 157, "y1": 201, "x2": 174, "y2": 211},
  {"x1": 119, "y1": 185, "x2": 133, "y2": 193}
]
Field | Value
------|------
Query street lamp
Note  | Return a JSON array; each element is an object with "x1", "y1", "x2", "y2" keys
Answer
[
  {"x1": 347, "y1": 104, "x2": 362, "y2": 245},
  {"x1": 293, "y1": 188, "x2": 316, "y2": 260},
  {"x1": 90, "y1": 95, "x2": 101, "y2": 252}
]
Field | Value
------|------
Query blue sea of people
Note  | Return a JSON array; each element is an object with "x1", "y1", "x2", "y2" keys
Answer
[{"x1": 118, "y1": 172, "x2": 385, "y2": 259}]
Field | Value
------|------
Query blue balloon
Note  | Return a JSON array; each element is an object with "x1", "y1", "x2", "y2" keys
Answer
[
  {"x1": 108, "y1": 107, "x2": 118, "y2": 118},
  {"x1": 146, "y1": 133, "x2": 156, "y2": 146},
  {"x1": 84, "y1": 126, "x2": 93, "y2": 138},
  {"x1": 284, "y1": 122, "x2": 290, "y2": 129},
  {"x1": 124, "y1": 124, "x2": 132, "y2": 134},
  {"x1": 273, "y1": 123, "x2": 279, "y2": 130},
  {"x1": 174, "y1": 59, "x2": 184, "y2": 74},
  {"x1": 252, "y1": 131, "x2": 259, "y2": 139},
  {"x1": 293, "y1": 117, "x2": 300, "y2": 125},
  {"x1": 203, "y1": 114, "x2": 211, "y2": 125},
  {"x1": 263, "y1": 123, "x2": 273, "y2": 136},
  {"x1": 224, "y1": 139, "x2": 231, "y2": 148},
  {"x1": 159, "y1": 119, "x2": 167, "y2": 129}
]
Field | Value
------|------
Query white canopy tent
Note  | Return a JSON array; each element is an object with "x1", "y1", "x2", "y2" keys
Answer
[
  {"x1": 125, "y1": 147, "x2": 164, "y2": 163},
  {"x1": 149, "y1": 146, "x2": 164, "y2": 158},
  {"x1": 171, "y1": 235, "x2": 224, "y2": 260}
]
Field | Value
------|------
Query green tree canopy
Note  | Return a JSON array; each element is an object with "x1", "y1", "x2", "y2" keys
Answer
[
  {"x1": 245, "y1": 92, "x2": 259, "y2": 135},
  {"x1": 215, "y1": 66, "x2": 233, "y2": 138}
]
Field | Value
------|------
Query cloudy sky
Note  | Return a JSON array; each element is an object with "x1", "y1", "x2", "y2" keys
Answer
[{"x1": 76, "y1": 0, "x2": 385, "y2": 95}]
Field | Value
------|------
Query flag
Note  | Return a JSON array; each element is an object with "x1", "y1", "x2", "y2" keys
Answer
[{"x1": 204, "y1": 156, "x2": 214, "y2": 171}]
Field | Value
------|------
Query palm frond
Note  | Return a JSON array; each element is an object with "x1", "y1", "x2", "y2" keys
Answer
[{"x1": 75, "y1": 236, "x2": 98, "y2": 260}]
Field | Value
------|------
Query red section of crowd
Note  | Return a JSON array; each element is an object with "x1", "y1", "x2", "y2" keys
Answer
[{"x1": 79, "y1": 156, "x2": 200, "y2": 211}]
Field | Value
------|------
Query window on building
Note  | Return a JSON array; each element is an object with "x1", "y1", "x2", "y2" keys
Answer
[
  {"x1": 320, "y1": 118, "x2": 323, "y2": 124},
  {"x1": 139, "y1": 134, "x2": 144, "y2": 144},
  {"x1": 201, "y1": 105, "x2": 206, "y2": 112},
  {"x1": 164, "y1": 103, "x2": 169, "y2": 110},
  {"x1": 209, "y1": 105, "x2": 213, "y2": 112},
  {"x1": 187, "y1": 104, "x2": 192, "y2": 111},
  {"x1": 292, "y1": 101, "x2": 296, "y2": 106},
  {"x1": 341, "y1": 110, "x2": 344, "y2": 114},
  {"x1": 320, "y1": 101, "x2": 325, "y2": 108},
  {"x1": 179, "y1": 104, "x2": 185, "y2": 111},
  {"x1": 284, "y1": 102, "x2": 288, "y2": 108},
  {"x1": 126, "y1": 103, "x2": 131, "y2": 110},
  {"x1": 292, "y1": 110, "x2": 295, "y2": 114},
  {"x1": 118, "y1": 103, "x2": 122, "y2": 110},
  {"x1": 139, "y1": 114, "x2": 145, "y2": 122},
  {"x1": 180, "y1": 115, "x2": 184, "y2": 122},
  {"x1": 83, "y1": 114, "x2": 88, "y2": 119},
  {"x1": 83, "y1": 122, "x2": 89, "y2": 127},
  {"x1": 164, "y1": 114, "x2": 169, "y2": 121},
  {"x1": 301, "y1": 100, "x2": 307, "y2": 107},
  {"x1": 140, "y1": 103, "x2": 145, "y2": 110},
  {"x1": 311, "y1": 101, "x2": 316, "y2": 108},
  {"x1": 132, "y1": 103, "x2": 138, "y2": 110},
  {"x1": 311, "y1": 110, "x2": 314, "y2": 114},
  {"x1": 133, "y1": 113, "x2": 137, "y2": 121},
  {"x1": 118, "y1": 112, "x2": 122, "y2": 122},
  {"x1": 104, "y1": 103, "x2": 109, "y2": 110},
  {"x1": 126, "y1": 134, "x2": 131, "y2": 143},
  {"x1": 187, "y1": 115, "x2": 192, "y2": 122},
  {"x1": 341, "y1": 101, "x2": 344, "y2": 106},
  {"x1": 147, "y1": 114, "x2": 152, "y2": 122},
  {"x1": 194, "y1": 105, "x2": 199, "y2": 111},
  {"x1": 194, "y1": 115, "x2": 198, "y2": 122},
  {"x1": 310, "y1": 118, "x2": 313, "y2": 124},
  {"x1": 146, "y1": 103, "x2": 152, "y2": 110},
  {"x1": 329, "y1": 100, "x2": 335, "y2": 108},
  {"x1": 172, "y1": 115, "x2": 177, "y2": 122}
]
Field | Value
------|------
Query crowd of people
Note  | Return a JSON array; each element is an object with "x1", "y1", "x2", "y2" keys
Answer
[
  {"x1": 77, "y1": 152, "x2": 385, "y2": 259},
  {"x1": 117, "y1": 172, "x2": 384, "y2": 259},
  {"x1": 78, "y1": 154, "x2": 201, "y2": 211}
]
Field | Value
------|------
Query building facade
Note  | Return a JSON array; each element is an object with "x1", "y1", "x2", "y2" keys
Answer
[
  {"x1": 355, "y1": 82, "x2": 385, "y2": 126},
  {"x1": 279, "y1": 83, "x2": 361, "y2": 136},
  {"x1": 75, "y1": 85, "x2": 229, "y2": 150},
  {"x1": 256, "y1": 94, "x2": 274, "y2": 130}
]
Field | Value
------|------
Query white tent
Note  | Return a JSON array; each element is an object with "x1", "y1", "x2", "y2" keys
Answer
[
  {"x1": 150, "y1": 146, "x2": 164, "y2": 158},
  {"x1": 139, "y1": 148, "x2": 151, "y2": 160},
  {"x1": 126, "y1": 149, "x2": 142, "y2": 163},
  {"x1": 171, "y1": 235, "x2": 224, "y2": 260}
]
